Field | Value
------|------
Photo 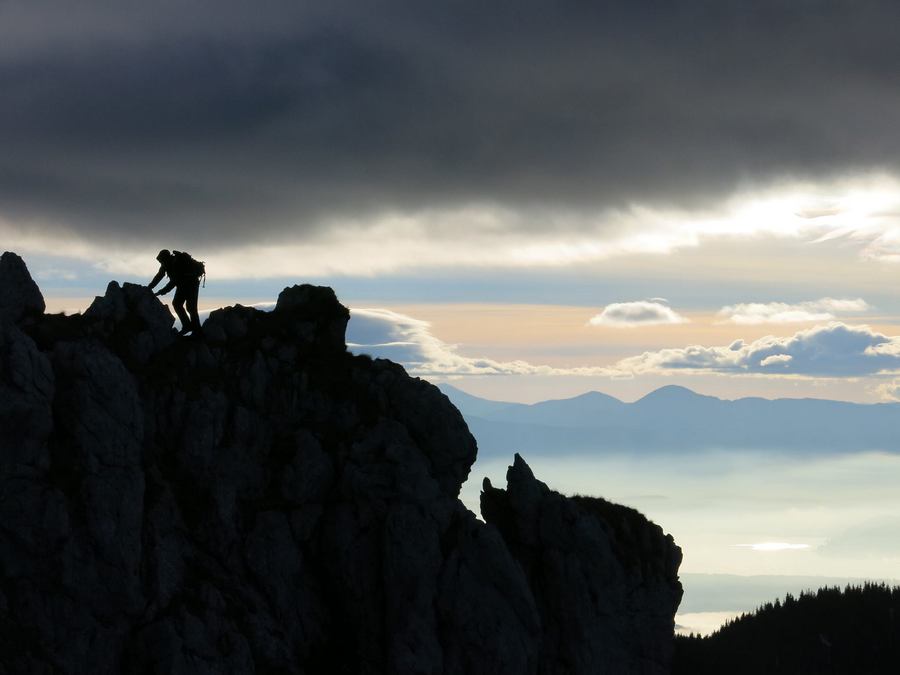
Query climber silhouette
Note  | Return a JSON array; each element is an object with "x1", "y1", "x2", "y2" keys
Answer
[{"x1": 148, "y1": 249, "x2": 206, "y2": 336}]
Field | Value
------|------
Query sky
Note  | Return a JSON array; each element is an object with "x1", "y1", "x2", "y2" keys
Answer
[{"x1": 6, "y1": 0, "x2": 900, "y2": 403}]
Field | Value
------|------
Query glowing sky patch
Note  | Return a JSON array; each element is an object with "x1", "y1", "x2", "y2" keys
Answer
[
  {"x1": 736, "y1": 543, "x2": 812, "y2": 552},
  {"x1": 7, "y1": 175, "x2": 900, "y2": 280}
]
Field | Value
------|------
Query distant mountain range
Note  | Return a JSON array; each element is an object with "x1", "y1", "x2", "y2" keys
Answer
[{"x1": 438, "y1": 384, "x2": 900, "y2": 456}]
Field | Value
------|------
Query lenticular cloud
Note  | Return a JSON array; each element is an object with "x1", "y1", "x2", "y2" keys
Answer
[{"x1": 589, "y1": 301, "x2": 688, "y2": 328}]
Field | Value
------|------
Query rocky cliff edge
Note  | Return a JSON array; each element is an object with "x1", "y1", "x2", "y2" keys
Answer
[{"x1": 0, "y1": 251, "x2": 682, "y2": 674}]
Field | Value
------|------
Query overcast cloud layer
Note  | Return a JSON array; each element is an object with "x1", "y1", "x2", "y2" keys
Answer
[{"x1": 4, "y1": 0, "x2": 900, "y2": 256}]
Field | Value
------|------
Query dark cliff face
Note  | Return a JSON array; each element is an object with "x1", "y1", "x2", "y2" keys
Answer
[
  {"x1": 482, "y1": 456, "x2": 683, "y2": 674},
  {"x1": 0, "y1": 251, "x2": 681, "y2": 675}
]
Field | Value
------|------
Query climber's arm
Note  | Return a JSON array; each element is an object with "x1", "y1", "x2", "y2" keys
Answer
[
  {"x1": 155, "y1": 278, "x2": 176, "y2": 296},
  {"x1": 149, "y1": 265, "x2": 166, "y2": 290}
]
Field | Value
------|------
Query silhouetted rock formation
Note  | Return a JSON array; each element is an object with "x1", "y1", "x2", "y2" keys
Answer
[
  {"x1": 0, "y1": 251, "x2": 44, "y2": 323},
  {"x1": 0, "y1": 252, "x2": 682, "y2": 674},
  {"x1": 482, "y1": 456, "x2": 683, "y2": 674}
]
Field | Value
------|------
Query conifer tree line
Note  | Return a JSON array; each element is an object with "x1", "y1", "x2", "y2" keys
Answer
[{"x1": 674, "y1": 583, "x2": 900, "y2": 674}]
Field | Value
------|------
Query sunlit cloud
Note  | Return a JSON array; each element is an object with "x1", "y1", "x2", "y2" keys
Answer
[
  {"x1": 345, "y1": 308, "x2": 900, "y2": 382},
  {"x1": 617, "y1": 322, "x2": 900, "y2": 377},
  {"x1": 588, "y1": 300, "x2": 688, "y2": 328},
  {"x1": 874, "y1": 380, "x2": 900, "y2": 402},
  {"x1": 347, "y1": 308, "x2": 596, "y2": 377},
  {"x1": 759, "y1": 354, "x2": 793, "y2": 368},
  {"x1": 6, "y1": 176, "x2": 900, "y2": 278},
  {"x1": 719, "y1": 298, "x2": 871, "y2": 325}
]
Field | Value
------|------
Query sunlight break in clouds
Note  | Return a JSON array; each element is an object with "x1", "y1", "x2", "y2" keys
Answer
[
  {"x1": 719, "y1": 298, "x2": 870, "y2": 324},
  {"x1": 588, "y1": 301, "x2": 688, "y2": 328},
  {"x1": 8, "y1": 176, "x2": 900, "y2": 279}
]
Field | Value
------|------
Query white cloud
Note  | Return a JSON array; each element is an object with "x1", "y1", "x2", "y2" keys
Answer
[
  {"x1": 347, "y1": 308, "x2": 577, "y2": 376},
  {"x1": 347, "y1": 308, "x2": 900, "y2": 381},
  {"x1": 617, "y1": 322, "x2": 900, "y2": 377},
  {"x1": 719, "y1": 298, "x2": 870, "y2": 324},
  {"x1": 874, "y1": 380, "x2": 900, "y2": 402},
  {"x1": 347, "y1": 308, "x2": 900, "y2": 382},
  {"x1": 759, "y1": 354, "x2": 793, "y2": 368},
  {"x1": 588, "y1": 301, "x2": 688, "y2": 328}
]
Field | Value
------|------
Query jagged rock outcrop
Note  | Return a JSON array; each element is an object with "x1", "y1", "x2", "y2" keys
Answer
[
  {"x1": 482, "y1": 455, "x2": 683, "y2": 674},
  {"x1": 0, "y1": 251, "x2": 45, "y2": 324},
  {"x1": 0, "y1": 252, "x2": 682, "y2": 674}
]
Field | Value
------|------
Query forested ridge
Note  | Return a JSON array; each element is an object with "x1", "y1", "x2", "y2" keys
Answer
[{"x1": 674, "y1": 583, "x2": 900, "y2": 674}]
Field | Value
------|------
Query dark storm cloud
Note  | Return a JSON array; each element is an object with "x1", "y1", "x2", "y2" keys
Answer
[{"x1": 3, "y1": 0, "x2": 900, "y2": 245}]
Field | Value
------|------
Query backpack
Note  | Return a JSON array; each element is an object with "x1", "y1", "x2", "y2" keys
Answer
[{"x1": 172, "y1": 250, "x2": 207, "y2": 287}]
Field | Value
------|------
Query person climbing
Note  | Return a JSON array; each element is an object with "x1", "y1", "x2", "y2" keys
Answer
[{"x1": 148, "y1": 249, "x2": 206, "y2": 336}]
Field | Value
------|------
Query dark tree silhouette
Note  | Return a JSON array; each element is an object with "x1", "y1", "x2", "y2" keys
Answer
[{"x1": 674, "y1": 583, "x2": 900, "y2": 674}]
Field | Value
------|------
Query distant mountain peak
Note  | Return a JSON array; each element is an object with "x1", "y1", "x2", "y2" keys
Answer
[
  {"x1": 561, "y1": 390, "x2": 623, "y2": 403},
  {"x1": 637, "y1": 385, "x2": 713, "y2": 404}
]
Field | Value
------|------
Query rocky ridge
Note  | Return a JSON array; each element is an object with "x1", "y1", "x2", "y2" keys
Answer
[{"x1": 0, "y1": 251, "x2": 682, "y2": 674}]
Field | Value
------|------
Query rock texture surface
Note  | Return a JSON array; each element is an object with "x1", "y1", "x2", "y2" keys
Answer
[
  {"x1": 0, "y1": 252, "x2": 682, "y2": 674},
  {"x1": 0, "y1": 251, "x2": 45, "y2": 324},
  {"x1": 482, "y1": 455, "x2": 684, "y2": 675}
]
